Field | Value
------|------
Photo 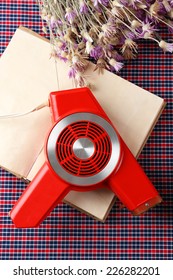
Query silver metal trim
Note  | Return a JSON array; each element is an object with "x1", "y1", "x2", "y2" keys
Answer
[
  {"x1": 47, "y1": 113, "x2": 121, "y2": 186},
  {"x1": 72, "y1": 137, "x2": 95, "y2": 160}
]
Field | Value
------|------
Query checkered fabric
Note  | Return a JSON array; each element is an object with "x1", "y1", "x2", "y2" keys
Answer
[{"x1": 0, "y1": 0, "x2": 173, "y2": 260}]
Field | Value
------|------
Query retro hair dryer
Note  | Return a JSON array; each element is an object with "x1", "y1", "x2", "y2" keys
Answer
[{"x1": 10, "y1": 88, "x2": 162, "y2": 227}]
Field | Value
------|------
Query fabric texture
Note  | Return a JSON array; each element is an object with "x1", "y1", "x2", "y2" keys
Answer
[{"x1": 0, "y1": 0, "x2": 172, "y2": 260}]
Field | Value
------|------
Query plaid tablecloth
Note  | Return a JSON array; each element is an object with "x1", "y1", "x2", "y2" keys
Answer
[{"x1": 0, "y1": 1, "x2": 173, "y2": 260}]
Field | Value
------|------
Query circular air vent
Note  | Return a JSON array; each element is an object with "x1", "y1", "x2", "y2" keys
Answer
[
  {"x1": 56, "y1": 121, "x2": 111, "y2": 176},
  {"x1": 47, "y1": 113, "x2": 121, "y2": 186}
]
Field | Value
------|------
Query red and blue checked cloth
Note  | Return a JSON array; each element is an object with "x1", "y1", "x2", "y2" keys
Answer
[{"x1": 0, "y1": 1, "x2": 173, "y2": 260}]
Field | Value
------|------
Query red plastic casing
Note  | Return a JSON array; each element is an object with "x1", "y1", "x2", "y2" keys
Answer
[{"x1": 10, "y1": 88, "x2": 162, "y2": 228}]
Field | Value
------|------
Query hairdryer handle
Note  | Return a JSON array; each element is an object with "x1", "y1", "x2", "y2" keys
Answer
[
  {"x1": 108, "y1": 141, "x2": 162, "y2": 215},
  {"x1": 10, "y1": 163, "x2": 70, "y2": 228}
]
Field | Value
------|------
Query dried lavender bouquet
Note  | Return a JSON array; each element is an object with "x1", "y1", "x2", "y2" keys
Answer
[{"x1": 38, "y1": 0, "x2": 173, "y2": 86}]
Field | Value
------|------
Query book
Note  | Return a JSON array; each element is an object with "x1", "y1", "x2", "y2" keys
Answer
[{"x1": 0, "y1": 27, "x2": 165, "y2": 221}]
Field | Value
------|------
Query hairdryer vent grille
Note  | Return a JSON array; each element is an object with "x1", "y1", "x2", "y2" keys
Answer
[{"x1": 56, "y1": 121, "x2": 112, "y2": 177}]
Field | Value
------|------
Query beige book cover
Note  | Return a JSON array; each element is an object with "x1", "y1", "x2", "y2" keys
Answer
[{"x1": 0, "y1": 27, "x2": 165, "y2": 221}]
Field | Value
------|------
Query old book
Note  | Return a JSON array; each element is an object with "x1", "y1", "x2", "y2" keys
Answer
[{"x1": 0, "y1": 27, "x2": 165, "y2": 221}]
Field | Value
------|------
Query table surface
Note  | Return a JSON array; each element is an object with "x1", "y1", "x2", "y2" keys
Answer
[{"x1": 0, "y1": 1, "x2": 173, "y2": 260}]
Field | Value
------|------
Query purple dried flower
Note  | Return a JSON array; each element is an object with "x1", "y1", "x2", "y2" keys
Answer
[
  {"x1": 164, "y1": 0, "x2": 172, "y2": 11},
  {"x1": 94, "y1": 0, "x2": 109, "y2": 7},
  {"x1": 68, "y1": 67, "x2": 77, "y2": 78},
  {"x1": 137, "y1": 19, "x2": 158, "y2": 38},
  {"x1": 159, "y1": 40, "x2": 173, "y2": 52},
  {"x1": 72, "y1": 54, "x2": 88, "y2": 72},
  {"x1": 101, "y1": 23, "x2": 117, "y2": 38},
  {"x1": 39, "y1": 0, "x2": 173, "y2": 86},
  {"x1": 79, "y1": 0, "x2": 89, "y2": 14},
  {"x1": 120, "y1": 0, "x2": 141, "y2": 9},
  {"x1": 109, "y1": 58, "x2": 124, "y2": 72},
  {"x1": 75, "y1": 73, "x2": 86, "y2": 87},
  {"x1": 65, "y1": 7, "x2": 77, "y2": 24},
  {"x1": 57, "y1": 53, "x2": 68, "y2": 62},
  {"x1": 121, "y1": 38, "x2": 138, "y2": 53},
  {"x1": 56, "y1": 40, "x2": 67, "y2": 51},
  {"x1": 123, "y1": 29, "x2": 136, "y2": 40},
  {"x1": 50, "y1": 16, "x2": 57, "y2": 29},
  {"x1": 159, "y1": 0, "x2": 172, "y2": 13},
  {"x1": 90, "y1": 46, "x2": 103, "y2": 59}
]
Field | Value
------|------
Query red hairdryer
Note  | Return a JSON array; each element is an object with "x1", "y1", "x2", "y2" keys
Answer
[{"x1": 10, "y1": 87, "x2": 162, "y2": 227}]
